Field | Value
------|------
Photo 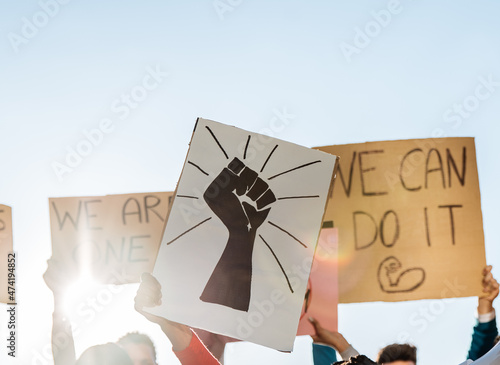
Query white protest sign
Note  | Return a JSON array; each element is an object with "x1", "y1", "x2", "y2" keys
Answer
[{"x1": 148, "y1": 118, "x2": 338, "y2": 351}]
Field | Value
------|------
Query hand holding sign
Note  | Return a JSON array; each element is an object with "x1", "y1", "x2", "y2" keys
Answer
[
  {"x1": 201, "y1": 157, "x2": 276, "y2": 311},
  {"x1": 478, "y1": 265, "x2": 499, "y2": 315},
  {"x1": 134, "y1": 273, "x2": 194, "y2": 352}
]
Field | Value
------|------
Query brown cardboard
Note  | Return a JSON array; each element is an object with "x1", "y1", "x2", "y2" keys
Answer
[
  {"x1": 49, "y1": 192, "x2": 172, "y2": 284},
  {"x1": 316, "y1": 137, "x2": 486, "y2": 303},
  {"x1": 0, "y1": 205, "x2": 13, "y2": 304}
]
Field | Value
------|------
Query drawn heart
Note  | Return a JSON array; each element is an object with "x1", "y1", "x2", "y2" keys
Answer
[{"x1": 377, "y1": 256, "x2": 425, "y2": 293}]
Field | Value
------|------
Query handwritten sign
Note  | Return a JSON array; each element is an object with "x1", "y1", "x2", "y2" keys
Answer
[
  {"x1": 49, "y1": 192, "x2": 172, "y2": 283},
  {"x1": 316, "y1": 137, "x2": 486, "y2": 303},
  {"x1": 0, "y1": 205, "x2": 13, "y2": 304},
  {"x1": 148, "y1": 118, "x2": 338, "y2": 351}
]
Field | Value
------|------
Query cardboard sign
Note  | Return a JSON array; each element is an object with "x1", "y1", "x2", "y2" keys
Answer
[
  {"x1": 0, "y1": 205, "x2": 13, "y2": 304},
  {"x1": 148, "y1": 118, "x2": 338, "y2": 351},
  {"x1": 316, "y1": 137, "x2": 486, "y2": 303},
  {"x1": 195, "y1": 225, "x2": 338, "y2": 359},
  {"x1": 49, "y1": 192, "x2": 172, "y2": 283}
]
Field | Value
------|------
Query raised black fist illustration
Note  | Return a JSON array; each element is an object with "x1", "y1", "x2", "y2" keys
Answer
[{"x1": 200, "y1": 157, "x2": 276, "y2": 311}]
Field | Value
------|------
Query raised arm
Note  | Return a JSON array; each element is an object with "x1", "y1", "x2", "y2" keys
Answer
[
  {"x1": 309, "y1": 317, "x2": 360, "y2": 361},
  {"x1": 467, "y1": 265, "x2": 499, "y2": 360},
  {"x1": 43, "y1": 258, "x2": 77, "y2": 365},
  {"x1": 134, "y1": 273, "x2": 221, "y2": 365}
]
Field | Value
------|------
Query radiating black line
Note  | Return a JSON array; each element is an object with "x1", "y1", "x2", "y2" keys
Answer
[
  {"x1": 176, "y1": 195, "x2": 199, "y2": 199},
  {"x1": 277, "y1": 195, "x2": 320, "y2": 201},
  {"x1": 166, "y1": 217, "x2": 212, "y2": 245},
  {"x1": 205, "y1": 126, "x2": 228, "y2": 159},
  {"x1": 259, "y1": 234, "x2": 294, "y2": 293},
  {"x1": 188, "y1": 161, "x2": 209, "y2": 176},
  {"x1": 260, "y1": 144, "x2": 278, "y2": 173},
  {"x1": 243, "y1": 135, "x2": 251, "y2": 159},
  {"x1": 268, "y1": 160, "x2": 321, "y2": 180},
  {"x1": 268, "y1": 221, "x2": 307, "y2": 248}
]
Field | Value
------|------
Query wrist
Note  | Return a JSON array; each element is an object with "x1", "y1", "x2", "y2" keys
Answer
[
  {"x1": 53, "y1": 297, "x2": 66, "y2": 315},
  {"x1": 162, "y1": 322, "x2": 193, "y2": 352},
  {"x1": 478, "y1": 300, "x2": 494, "y2": 315},
  {"x1": 477, "y1": 308, "x2": 496, "y2": 323}
]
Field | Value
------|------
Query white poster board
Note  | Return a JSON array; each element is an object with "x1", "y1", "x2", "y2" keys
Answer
[{"x1": 148, "y1": 119, "x2": 337, "y2": 351}]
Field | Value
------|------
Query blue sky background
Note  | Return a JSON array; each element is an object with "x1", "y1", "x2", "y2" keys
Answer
[{"x1": 1, "y1": 0, "x2": 499, "y2": 364}]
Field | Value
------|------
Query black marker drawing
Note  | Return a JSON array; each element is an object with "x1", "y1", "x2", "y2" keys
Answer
[
  {"x1": 176, "y1": 195, "x2": 199, "y2": 199},
  {"x1": 168, "y1": 125, "x2": 327, "y2": 313},
  {"x1": 377, "y1": 256, "x2": 425, "y2": 293},
  {"x1": 205, "y1": 126, "x2": 229, "y2": 159},
  {"x1": 259, "y1": 234, "x2": 294, "y2": 293},
  {"x1": 300, "y1": 278, "x2": 313, "y2": 320},
  {"x1": 277, "y1": 195, "x2": 320, "y2": 200},
  {"x1": 268, "y1": 160, "x2": 321, "y2": 180},
  {"x1": 268, "y1": 221, "x2": 307, "y2": 248},
  {"x1": 200, "y1": 157, "x2": 277, "y2": 311},
  {"x1": 188, "y1": 161, "x2": 209, "y2": 176},
  {"x1": 261, "y1": 144, "x2": 278, "y2": 173},
  {"x1": 243, "y1": 135, "x2": 251, "y2": 159},
  {"x1": 166, "y1": 217, "x2": 212, "y2": 245}
]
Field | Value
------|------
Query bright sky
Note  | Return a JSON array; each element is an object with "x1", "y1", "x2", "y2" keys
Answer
[{"x1": 1, "y1": 1, "x2": 500, "y2": 364}]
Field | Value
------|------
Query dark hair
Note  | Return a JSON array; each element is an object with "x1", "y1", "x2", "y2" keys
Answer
[
  {"x1": 117, "y1": 332, "x2": 157, "y2": 362},
  {"x1": 76, "y1": 343, "x2": 133, "y2": 365},
  {"x1": 494, "y1": 336, "x2": 500, "y2": 346},
  {"x1": 333, "y1": 355, "x2": 378, "y2": 365},
  {"x1": 377, "y1": 344, "x2": 417, "y2": 364}
]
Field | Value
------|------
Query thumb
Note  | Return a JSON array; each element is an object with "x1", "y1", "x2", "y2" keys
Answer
[
  {"x1": 309, "y1": 317, "x2": 320, "y2": 330},
  {"x1": 135, "y1": 303, "x2": 165, "y2": 325},
  {"x1": 311, "y1": 335, "x2": 320, "y2": 343}
]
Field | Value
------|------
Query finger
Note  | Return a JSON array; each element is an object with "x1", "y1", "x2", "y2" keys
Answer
[
  {"x1": 236, "y1": 167, "x2": 258, "y2": 196},
  {"x1": 141, "y1": 272, "x2": 161, "y2": 290},
  {"x1": 491, "y1": 279, "x2": 499, "y2": 293},
  {"x1": 486, "y1": 277, "x2": 497, "y2": 290},
  {"x1": 308, "y1": 317, "x2": 322, "y2": 332},
  {"x1": 227, "y1": 157, "x2": 245, "y2": 174},
  {"x1": 136, "y1": 285, "x2": 162, "y2": 305},
  {"x1": 247, "y1": 177, "x2": 269, "y2": 201},
  {"x1": 136, "y1": 276, "x2": 162, "y2": 306},
  {"x1": 204, "y1": 169, "x2": 239, "y2": 200},
  {"x1": 483, "y1": 271, "x2": 493, "y2": 283},
  {"x1": 256, "y1": 189, "x2": 276, "y2": 209},
  {"x1": 135, "y1": 294, "x2": 161, "y2": 309}
]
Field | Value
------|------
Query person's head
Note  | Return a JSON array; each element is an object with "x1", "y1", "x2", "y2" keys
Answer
[
  {"x1": 377, "y1": 344, "x2": 417, "y2": 365},
  {"x1": 76, "y1": 343, "x2": 133, "y2": 365},
  {"x1": 117, "y1": 332, "x2": 157, "y2": 365},
  {"x1": 333, "y1": 355, "x2": 378, "y2": 365}
]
